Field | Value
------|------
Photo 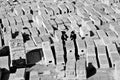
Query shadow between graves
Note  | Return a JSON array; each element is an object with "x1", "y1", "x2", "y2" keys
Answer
[{"x1": 86, "y1": 63, "x2": 97, "y2": 78}]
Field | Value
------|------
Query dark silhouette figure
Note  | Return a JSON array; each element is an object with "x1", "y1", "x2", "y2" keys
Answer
[
  {"x1": 86, "y1": 63, "x2": 97, "y2": 78},
  {"x1": 61, "y1": 31, "x2": 68, "y2": 63},
  {"x1": 61, "y1": 31, "x2": 68, "y2": 41},
  {"x1": 70, "y1": 31, "x2": 76, "y2": 40},
  {"x1": 22, "y1": 33, "x2": 30, "y2": 43},
  {"x1": 12, "y1": 31, "x2": 19, "y2": 39},
  {"x1": 61, "y1": 31, "x2": 68, "y2": 47}
]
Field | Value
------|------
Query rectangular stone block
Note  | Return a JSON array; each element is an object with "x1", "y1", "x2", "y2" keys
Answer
[
  {"x1": 101, "y1": 37, "x2": 112, "y2": 45},
  {"x1": 38, "y1": 26, "x2": 47, "y2": 36},
  {"x1": 29, "y1": 27, "x2": 39, "y2": 37},
  {"x1": 97, "y1": 45, "x2": 107, "y2": 55},
  {"x1": 30, "y1": 71, "x2": 39, "y2": 80},
  {"x1": 14, "y1": 16, "x2": 23, "y2": 25},
  {"x1": 32, "y1": 37, "x2": 42, "y2": 47},
  {"x1": 90, "y1": 16, "x2": 100, "y2": 26},
  {"x1": 40, "y1": 34, "x2": 51, "y2": 42},
  {"x1": 110, "y1": 53, "x2": 120, "y2": 67},
  {"x1": 66, "y1": 40, "x2": 75, "y2": 52},
  {"x1": 86, "y1": 46, "x2": 96, "y2": 56},
  {"x1": 42, "y1": 41, "x2": 54, "y2": 65},
  {"x1": 15, "y1": 68, "x2": 25, "y2": 80},
  {"x1": 85, "y1": 37, "x2": 95, "y2": 47},
  {"x1": 54, "y1": 42, "x2": 64, "y2": 55},
  {"x1": 58, "y1": 4, "x2": 68, "y2": 14},
  {"x1": 76, "y1": 58, "x2": 86, "y2": 71},
  {"x1": 42, "y1": 20, "x2": 54, "y2": 34},
  {"x1": 0, "y1": 56, "x2": 9, "y2": 70},
  {"x1": 25, "y1": 40, "x2": 36, "y2": 49},
  {"x1": 50, "y1": 5, "x2": 60, "y2": 16},
  {"x1": 98, "y1": 55, "x2": 109, "y2": 68},
  {"x1": 107, "y1": 44, "x2": 118, "y2": 54},
  {"x1": 96, "y1": 30, "x2": 107, "y2": 39},
  {"x1": 45, "y1": 7, "x2": 54, "y2": 17},
  {"x1": 103, "y1": 14, "x2": 113, "y2": 22},
  {"x1": 8, "y1": 17, "x2": 16, "y2": 26},
  {"x1": 56, "y1": 55, "x2": 65, "y2": 65},
  {"x1": 65, "y1": 3, "x2": 74, "y2": 13},
  {"x1": 66, "y1": 70, "x2": 75, "y2": 78},
  {"x1": 76, "y1": 37, "x2": 86, "y2": 55},
  {"x1": 2, "y1": 18, "x2": 9, "y2": 27},
  {"x1": 94, "y1": 39, "x2": 104, "y2": 47},
  {"x1": 21, "y1": 15, "x2": 28, "y2": 23},
  {"x1": 66, "y1": 60, "x2": 75, "y2": 70},
  {"x1": 86, "y1": 55, "x2": 98, "y2": 68},
  {"x1": 48, "y1": 19, "x2": 57, "y2": 29}
]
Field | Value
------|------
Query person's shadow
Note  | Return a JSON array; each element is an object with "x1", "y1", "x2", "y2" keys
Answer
[
  {"x1": 86, "y1": 63, "x2": 97, "y2": 78},
  {"x1": 1, "y1": 68, "x2": 10, "y2": 80},
  {"x1": 0, "y1": 46, "x2": 9, "y2": 56},
  {"x1": 0, "y1": 46, "x2": 11, "y2": 80}
]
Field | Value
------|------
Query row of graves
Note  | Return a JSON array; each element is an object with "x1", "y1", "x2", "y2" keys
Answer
[{"x1": 0, "y1": 0, "x2": 120, "y2": 80}]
